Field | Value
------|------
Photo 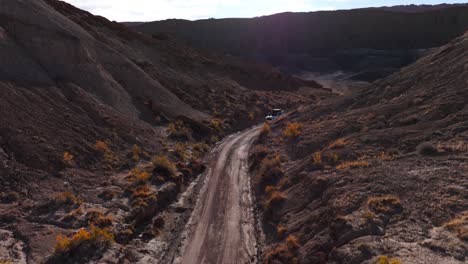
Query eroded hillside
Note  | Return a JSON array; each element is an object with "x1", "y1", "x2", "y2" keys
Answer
[{"x1": 250, "y1": 31, "x2": 468, "y2": 263}]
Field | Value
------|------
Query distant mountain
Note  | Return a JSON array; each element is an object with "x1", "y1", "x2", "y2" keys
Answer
[
  {"x1": 131, "y1": 5, "x2": 468, "y2": 77},
  {"x1": 373, "y1": 3, "x2": 468, "y2": 13}
]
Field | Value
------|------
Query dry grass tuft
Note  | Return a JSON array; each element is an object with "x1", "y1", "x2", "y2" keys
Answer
[{"x1": 367, "y1": 196, "x2": 402, "y2": 215}]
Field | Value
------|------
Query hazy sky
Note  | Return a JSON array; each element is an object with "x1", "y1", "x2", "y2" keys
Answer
[{"x1": 62, "y1": 0, "x2": 468, "y2": 21}]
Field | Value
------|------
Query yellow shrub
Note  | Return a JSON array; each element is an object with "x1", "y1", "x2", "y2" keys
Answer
[
  {"x1": 54, "y1": 226, "x2": 114, "y2": 253},
  {"x1": 283, "y1": 123, "x2": 303, "y2": 138}
]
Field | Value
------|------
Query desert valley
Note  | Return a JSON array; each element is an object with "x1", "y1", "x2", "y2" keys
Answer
[{"x1": 0, "y1": 1, "x2": 467, "y2": 263}]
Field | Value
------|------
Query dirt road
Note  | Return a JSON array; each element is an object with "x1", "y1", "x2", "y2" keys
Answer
[{"x1": 173, "y1": 126, "x2": 261, "y2": 264}]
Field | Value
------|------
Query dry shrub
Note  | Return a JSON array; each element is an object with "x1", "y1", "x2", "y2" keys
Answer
[
  {"x1": 250, "y1": 145, "x2": 270, "y2": 166},
  {"x1": 444, "y1": 212, "x2": 468, "y2": 241},
  {"x1": 264, "y1": 190, "x2": 286, "y2": 208},
  {"x1": 129, "y1": 167, "x2": 151, "y2": 185},
  {"x1": 417, "y1": 142, "x2": 437, "y2": 156},
  {"x1": 174, "y1": 143, "x2": 189, "y2": 161},
  {"x1": 94, "y1": 141, "x2": 114, "y2": 163},
  {"x1": 277, "y1": 225, "x2": 287, "y2": 238},
  {"x1": 377, "y1": 255, "x2": 402, "y2": 264},
  {"x1": 152, "y1": 155, "x2": 176, "y2": 178},
  {"x1": 264, "y1": 237, "x2": 299, "y2": 264},
  {"x1": 378, "y1": 152, "x2": 396, "y2": 161},
  {"x1": 132, "y1": 145, "x2": 141, "y2": 161},
  {"x1": 368, "y1": 196, "x2": 402, "y2": 215},
  {"x1": 437, "y1": 141, "x2": 467, "y2": 153},
  {"x1": 312, "y1": 152, "x2": 322, "y2": 165},
  {"x1": 210, "y1": 135, "x2": 220, "y2": 143},
  {"x1": 248, "y1": 112, "x2": 255, "y2": 121},
  {"x1": 52, "y1": 192, "x2": 81, "y2": 206},
  {"x1": 54, "y1": 225, "x2": 114, "y2": 254},
  {"x1": 168, "y1": 120, "x2": 192, "y2": 140},
  {"x1": 98, "y1": 190, "x2": 117, "y2": 200},
  {"x1": 329, "y1": 138, "x2": 346, "y2": 149},
  {"x1": 361, "y1": 211, "x2": 377, "y2": 222},
  {"x1": 336, "y1": 161, "x2": 370, "y2": 170},
  {"x1": 192, "y1": 143, "x2": 209, "y2": 158},
  {"x1": 1, "y1": 191, "x2": 19, "y2": 203},
  {"x1": 63, "y1": 152, "x2": 74, "y2": 165},
  {"x1": 286, "y1": 235, "x2": 300, "y2": 249},
  {"x1": 259, "y1": 123, "x2": 271, "y2": 142},
  {"x1": 209, "y1": 119, "x2": 223, "y2": 132},
  {"x1": 85, "y1": 210, "x2": 113, "y2": 228},
  {"x1": 283, "y1": 122, "x2": 303, "y2": 138},
  {"x1": 255, "y1": 157, "x2": 283, "y2": 190},
  {"x1": 265, "y1": 185, "x2": 276, "y2": 194}
]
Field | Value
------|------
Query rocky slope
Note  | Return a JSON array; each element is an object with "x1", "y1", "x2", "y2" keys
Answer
[
  {"x1": 0, "y1": 0, "x2": 325, "y2": 263},
  {"x1": 250, "y1": 31, "x2": 468, "y2": 263}
]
